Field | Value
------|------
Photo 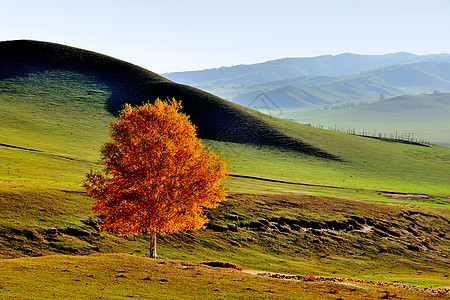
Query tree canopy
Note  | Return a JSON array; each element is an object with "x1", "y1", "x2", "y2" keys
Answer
[{"x1": 83, "y1": 98, "x2": 228, "y2": 256}]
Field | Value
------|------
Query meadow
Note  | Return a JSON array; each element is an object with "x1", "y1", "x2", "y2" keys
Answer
[
  {"x1": 4, "y1": 253, "x2": 447, "y2": 299},
  {"x1": 0, "y1": 40, "x2": 449, "y2": 299},
  {"x1": 282, "y1": 93, "x2": 450, "y2": 145}
]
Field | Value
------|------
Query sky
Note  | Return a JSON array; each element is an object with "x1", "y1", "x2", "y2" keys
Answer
[{"x1": 1, "y1": 0, "x2": 450, "y2": 73}]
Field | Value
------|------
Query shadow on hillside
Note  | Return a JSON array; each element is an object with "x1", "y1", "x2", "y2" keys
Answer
[{"x1": 0, "y1": 40, "x2": 340, "y2": 161}]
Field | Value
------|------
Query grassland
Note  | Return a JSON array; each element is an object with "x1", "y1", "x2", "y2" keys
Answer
[
  {"x1": 4, "y1": 253, "x2": 447, "y2": 300},
  {"x1": 1, "y1": 68, "x2": 449, "y2": 197},
  {"x1": 0, "y1": 40, "x2": 449, "y2": 299},
  {"x1": 283, "y1": 93, "x2": 450, "y2": 145}
]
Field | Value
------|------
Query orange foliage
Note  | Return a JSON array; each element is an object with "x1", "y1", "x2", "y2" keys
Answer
[{"x1": 83, "y1": 98, "x2": 228, "y2": 236}]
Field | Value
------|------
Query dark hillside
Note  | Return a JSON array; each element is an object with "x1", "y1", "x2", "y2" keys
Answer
[{"x1": 0, "y1": 40, "x2": 337, "y2": 160}]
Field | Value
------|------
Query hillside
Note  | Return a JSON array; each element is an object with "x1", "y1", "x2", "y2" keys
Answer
[
  {"x1": 284, "y1": 93, "x2": 450, "y2": 145},
  {"x1": 350, "y1": 92, "x2": 450, "y2": 113},
  {"x1": 0, "y1": 40, "x2": 336, "y2": 160},
  {"x1": 0, "y1": 40, "x2": 449, "y2": 297},
  {"x1": 0, "y1": 40, "x2": 449, "y2": 197},
  {"x1": 233, "y1": 81, "x2": 404, "y2": 109}
]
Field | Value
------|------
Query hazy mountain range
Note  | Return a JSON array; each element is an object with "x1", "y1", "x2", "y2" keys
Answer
[{"x1": 164, "y1": 53, "x2": 450, "y2": 109}]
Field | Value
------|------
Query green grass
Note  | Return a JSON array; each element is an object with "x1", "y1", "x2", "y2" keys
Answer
[
  {"x1": 2, "y1": 187, "x2": 449, "y2": 288},
  {"x1": 208, "y1": 130, "x2": 450, "y2": 197},
  {"x1": 0, "y1": 70, "x2": 112, "y2": 160},
  {"x1": 2, "y1": 68, "x2": 449, "y2": 197},
  {"x1": 4, "y1": 253, "x2": 445, "y2": 300},
  {"x1": 0, "y1": 41, "x2": 450, "y2": 297},
  {"x1": 282, "y1": 93, "x2": 450, "y2": 145}
]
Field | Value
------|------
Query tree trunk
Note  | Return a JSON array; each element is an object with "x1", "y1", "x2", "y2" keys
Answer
[{"x1": 150, "y1": 233, "x2": 157, "y2": 258}]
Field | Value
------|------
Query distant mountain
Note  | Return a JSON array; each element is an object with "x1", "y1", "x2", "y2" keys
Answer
[
  {"x1": 164, "y1": 52, "x2": 450, "y2": 87},
  {"x1": 232, "y1": 62, "x2": 450, "y2": 109},
  {"x1": 164, "y1": 53, "x2": 450, "y2": 110}
]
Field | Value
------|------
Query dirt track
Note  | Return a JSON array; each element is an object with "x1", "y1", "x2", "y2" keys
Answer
[{"x1": 243, "y1": 270, "x2": 450, "y2": 295}]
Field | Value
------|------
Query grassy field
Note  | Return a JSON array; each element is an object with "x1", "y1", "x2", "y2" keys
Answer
[
  {"x1": 2, "y1": 66, "x2": 448, "y2": 198},
  {"x1": 1, "y1": 40, "x2": 449, "y2": 299},
  {"x1": 283, "y1": 93, "x2": 450, "y2": 145},
  {"x1": 4, "y1": 253, "x2": 447, "y2": 300}
]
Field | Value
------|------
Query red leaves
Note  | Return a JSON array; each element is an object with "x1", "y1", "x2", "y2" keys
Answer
[{"x1": 83, "y1": 98, "x2": 228, "y2": 236}]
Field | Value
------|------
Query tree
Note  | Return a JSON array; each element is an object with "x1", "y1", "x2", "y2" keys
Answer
[{"x1": 83, "y1": 98, "x2": 229, "y2": 258}]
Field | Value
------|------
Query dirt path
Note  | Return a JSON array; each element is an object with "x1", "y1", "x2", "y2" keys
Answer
[{"x1": 242, "y1": 270, "x2": 450, "y2": 295}]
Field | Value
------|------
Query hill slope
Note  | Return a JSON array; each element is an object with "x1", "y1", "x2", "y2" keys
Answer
[
  {"x1": 0, "y1": 40, "x2": 449, "y2": 292},
  {"x1": 284, "y1": 93, "x2": 450, "y2": 145},
  {"x1": 0, "y1": 40, "x2": 336, "y2": 160},
  {"x1": 1, "y1": 40, "x2": 449, "y2": 194}
]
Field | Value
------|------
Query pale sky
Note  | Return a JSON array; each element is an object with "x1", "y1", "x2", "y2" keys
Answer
[{"x1": 1, "y1": 0, "x2": 450, "y2": 73}]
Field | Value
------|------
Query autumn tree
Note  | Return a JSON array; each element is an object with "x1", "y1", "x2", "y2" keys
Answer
[{"x1": 83, "y1": 98, "x2": 228, "y2": 258}]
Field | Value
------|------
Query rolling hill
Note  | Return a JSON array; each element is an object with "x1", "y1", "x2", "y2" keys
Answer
[
  {"x1": 218, "y1": 61, "x2": 450, "y2": 109},
  {"x1": 0, "y1": 40, "x2": 337, "y2": 160},
  {"x1": 1, "y1": 40, "x2": 449, "y2": 195},
  {"x1": 284, "y1": 93, "x2": 450, "y2": 145},
  {"x1": 233, "y1": 80, "x2": 404, "y2": 109},
  {"x1": 165, "y1": 55, "x2": 450, "y2": 145},
  {"x1": 0, "y1": 40, "x2": 449, "y2": 297}
]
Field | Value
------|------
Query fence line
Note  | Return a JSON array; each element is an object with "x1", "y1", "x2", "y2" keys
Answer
[{"x1": 306, "y1": 124, "x2": 431, "y2": 146}]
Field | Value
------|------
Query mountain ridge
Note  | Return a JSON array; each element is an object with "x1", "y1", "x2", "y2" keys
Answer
[
  {"x1": 163, "y1": 53, "x2": 450, "y2": 110},
  {"x1": 164, "y1": 52, "x2": 450, "y2": 87}
]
